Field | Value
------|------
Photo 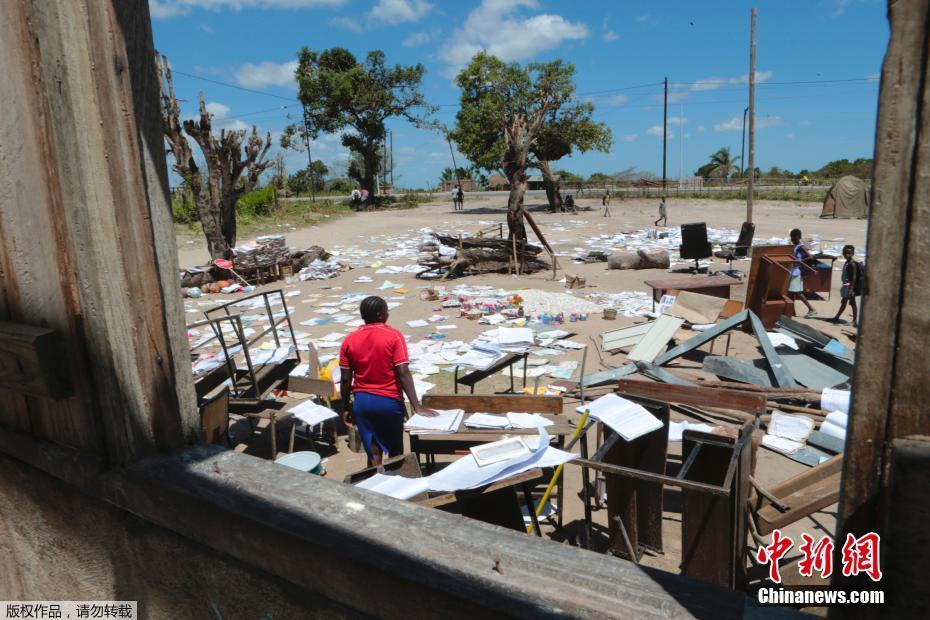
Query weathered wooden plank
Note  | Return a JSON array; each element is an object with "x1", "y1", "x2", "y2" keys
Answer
[
  {"x1": 0, "y1": 322, "x2": 72, "y2": 398},
  {"x1": 756, "y1": 474, "x2": 841, "y2": 536},
  {"x1": 422, "y1": 394, "x2": 563, "y2": 414},
  {"x1": 617, "y1": 379, "x2": 768, "y2": 415},
  {"x1": 837, "y1": 1, "x2": 930, "y2": 566},
  {"x1": 602, "y1": 322, "x2": 653, "y2": 352},
  {"x1": 0, "y1": 1, "x2": 198, "y2": 461},
  {"x1": 628, "y1": 315, "x2": 685, "y2": 363}
]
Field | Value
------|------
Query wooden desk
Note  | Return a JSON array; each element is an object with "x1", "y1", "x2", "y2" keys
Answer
[
  {"x1": 643, "y1": 275, "x2": 740, "y2": 310},
  {"x1": 412, "y1": 393, "x2": 569, "y2": 528},
  {"x1": 454, "y1": 352, "x2": 528, "y2": 394}
]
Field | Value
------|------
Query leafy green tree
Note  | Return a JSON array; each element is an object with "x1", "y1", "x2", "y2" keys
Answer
[
  {"x1": 587, "y1": 172, "x2": 610, "y2": 183},
  {"x1": 439, "y1": 167, "x2": 470, "y2": 183},
  {"x1": 288, "y1": 160, "x2": 328, "y2": 195},
  {"x1": 533, "y1": 104, "x2": 611, "y2": 210},
  {"x1": 450, "y1": 52, "x2": 582, "y2": 241},
  {"x1": 285, "y1": 47, "x2": 435, "y2": 196},
  {"x1": 554, "y1": 170, "x2": 583, "y2": 186}
]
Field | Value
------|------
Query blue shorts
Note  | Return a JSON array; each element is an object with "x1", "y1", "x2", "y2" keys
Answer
[{"x1": 352, "y1": 391, "x2": 405, "y2": 462}]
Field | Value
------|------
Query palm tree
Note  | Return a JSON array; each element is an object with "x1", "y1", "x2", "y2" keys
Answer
[{"x1": 707, "y1": 147, "x2": 741, "y2": 179}]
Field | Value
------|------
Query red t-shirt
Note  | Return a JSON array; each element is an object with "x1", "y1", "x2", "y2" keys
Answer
[{"x1": 339, "y1": 323, "x2": 409, "y2": 400}]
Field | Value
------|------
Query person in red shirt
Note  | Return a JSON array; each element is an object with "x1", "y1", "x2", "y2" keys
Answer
[{"x1": 339, "y1": 296, "x2": 436, "y2": 465}]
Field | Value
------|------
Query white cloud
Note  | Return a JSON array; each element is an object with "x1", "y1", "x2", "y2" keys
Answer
[
  {"x1": 149, "y1": 0, "x2": 347, "y2": 20},
  {"x1": 198, "y1": 22, "x2": 214, "y2": 32},
  {"x1": 667, "y1": 116, "x2": 687, "y2": 125},
  {"x1": 666, "y1": 90, "x2": 690, "y2": 103},
  {"x1": 690, "y1": 70, "x2": 772, "y2": 91},
  {"x1": 330, "y1": 16, "x2": 363, "y2": 32},
  {"x1": 833, "y1": 0, "x2": 850, "y2": 17},
  {"x1": 621, "y1": 134, "x2": 637, "y2": 143},
  {"x1": 402, "y1": 31, "x2": 433, "y2": 47},
  {"x1": 234, "y1": 60, "x2": 298, "y2": 88},
  {"x1": 439, "y1": 0, "x2": 589, "y2": 76},
  {"x1": 603, "y1": 30, "x2": 620, "y2": 41},
  {"x1": 714, "y1": 115, "x2": 783, "y2": 132},
  {"x1": 205, "y1": 102, "x2": 231, "y2": 118},
  {"x1": 369, "y1": 0, "x2": 433, "y2": 24},
  {"x1": 646, "y1": 125, "x2": 674, "y2": 139},
  {"x1": 605, "y1": 94, "x2": 628, "y2": 106}
]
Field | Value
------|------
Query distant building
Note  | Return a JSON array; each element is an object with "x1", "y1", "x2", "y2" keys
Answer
[
  {"x1": 486, "y1": 174, "x2": 509, "y2": 190},
  {"x1": 440, "y1": 178, "x2": 477, "y2": 192},
  {"x1": 527, "y1": 174, "x2": 561, "y2": 190}
]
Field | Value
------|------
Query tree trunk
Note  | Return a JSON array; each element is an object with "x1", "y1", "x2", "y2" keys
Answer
[
  {"x1": 503, "y1": 149, "x2": 528, "y2": 244},
  {"x1": 219, "y1": 195, "x2": 238, "y2": 255},
  {"x1": 362, "y1": 144, "x2": 380, "y2": 201},
  {"x1": 539, "y1": 160, "x2": 561, "y2": 212}
]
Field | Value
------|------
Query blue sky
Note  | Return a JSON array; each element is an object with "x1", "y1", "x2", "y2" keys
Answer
[{"x1": 151, "y1": 0, "x2": 887, "y2": 188}]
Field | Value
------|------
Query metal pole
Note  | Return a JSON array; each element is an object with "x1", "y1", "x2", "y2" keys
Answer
[
  {"x1": 390, "y1": 131, "x2": 394, "y2": 188},
  {"x1": 740, "y1": 107, "x2": 748, "y2": 176},
  {"x1": 662, "y1": 77, "x2": 668, "y2": 193},
  {"x1": 301, "y1": 104, "x2": 315, "y2": 203},
  {"x1": 747, "y1": 8, "x2": 757, "y2": 222},
  {"x1": 679, "y1": 102, "x2": 684, "y2": 188},
  {"x1": 447, "y1": 137, "x2": 462, "y2": 192}
]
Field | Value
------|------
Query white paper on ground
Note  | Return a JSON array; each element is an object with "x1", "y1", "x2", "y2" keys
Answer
[
  {"x1": 406, "y1": 319, "x2": 429, "y2": 328},
  {"x1": 288, "y1": 400, "x2": 339, "y2": 426},
  {"x1": 767, "y1": 332, "x2": 799, "y2": 350},
  {"x1": 824, "y1": 410, "x2": 848, "y2": 429},
  {"x1": 355, "y1": 473, "x2": 430, "y2": 500},
  {"x1": 821, "y1": 387, "x2": 851, "y2": 414},
  {"x1": 819, "y1": 419, "x2": 847, "y2": 441},
  {"x1": 668, "y1": 420, "x2": 714, "y2": 442},
  {"x1": 762, "y1": 434, "x2": 804, "y2": 454},
  {"x1": 769, "y1": 410, "x2": 815, "y2": 443},
  {"x1": 576, "y1": 393, "x2": 663, "y2": 441},
  {"x1": 498, "y1": 327, "x2": 534, "y2": 345},
  {"x1": 436, "y1": 324, "x2": 457, "y2": 330}
]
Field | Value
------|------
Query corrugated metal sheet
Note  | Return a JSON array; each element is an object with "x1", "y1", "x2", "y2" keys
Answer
[{"x1": 628, "y1": 315, "x2": 685, "y2": 362}]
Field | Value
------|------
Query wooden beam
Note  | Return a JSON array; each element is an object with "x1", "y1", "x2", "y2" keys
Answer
[
  {"x1": 0, "y1": 0, "x2": 198, "y2": 462},
  {"x1": 0, "y1": 322, "x2": 72, "y2": 399},
  {"x1": 836, "y1": 0, "x2": 930, "y2": 584},
  {"x1": 617, "y1": 379, "x2": 767, "y2": 415}
]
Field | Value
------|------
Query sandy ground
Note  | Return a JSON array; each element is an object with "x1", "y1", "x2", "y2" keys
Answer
[{"x1": 179, "y1": 195, "x2": 865, "y2": 590}]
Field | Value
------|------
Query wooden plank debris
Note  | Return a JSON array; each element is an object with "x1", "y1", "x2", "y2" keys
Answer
[
  {"x1": 627, "y1": 315, "x2": 685, "y2": 362},
  {"x1": 617, "y1": 379, "x2": 767, "y2": 416},
  {"x1": 601, "y1": 322, "x2": 653, "y2": 352},
  {"x1": 0, "y1": 322, "x2": 72, "y2": 399}
]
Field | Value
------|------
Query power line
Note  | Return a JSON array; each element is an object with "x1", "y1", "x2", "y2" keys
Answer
[{"x1": 171, "y1": 69, "x2": 297, "y2": 102}]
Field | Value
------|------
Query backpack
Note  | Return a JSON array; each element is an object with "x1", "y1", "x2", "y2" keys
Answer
[{"x1": 853, "y1": 260, "x2": 865, "y2": 296}]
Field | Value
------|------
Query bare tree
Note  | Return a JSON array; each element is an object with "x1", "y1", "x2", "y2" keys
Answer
[{"x1": 156, "y1": 54, "x2": 272, "y2": 259}]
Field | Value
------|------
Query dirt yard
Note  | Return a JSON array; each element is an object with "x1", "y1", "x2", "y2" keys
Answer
[{"x1": 178, "y1": 194, "x2": 866, "y2": 590}]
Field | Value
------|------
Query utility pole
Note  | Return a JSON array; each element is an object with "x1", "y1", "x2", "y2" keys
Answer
[
  {"x1": 679, "y1": 102, "x2": 684, "y2": 189},
  {"x1": 447, "y1": 137, "x2": 462, "y2": 189},
  {"x1": 747, "y1": 8, "x2": 757, "y2": 222},
  {"x1": 301, "y1": 104, "x2": 315, "y2": 203},
  {"x1": 740, "y1": 106, "x2": 748, "y2": 176},
  {"x1": 390, "y1": 131, "x2": 394, "y2": 188},
  {"x1": 662, "y1": 77, "x2": 668, "y2": 194}
]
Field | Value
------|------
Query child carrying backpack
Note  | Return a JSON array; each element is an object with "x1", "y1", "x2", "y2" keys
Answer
[{"x1": 831, "y1": 244, "x2": 864, "y2": 327}]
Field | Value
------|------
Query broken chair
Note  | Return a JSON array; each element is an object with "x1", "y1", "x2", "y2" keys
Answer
[{"x1": 713, "y1": 221, "x2": 755, "y2": 278}]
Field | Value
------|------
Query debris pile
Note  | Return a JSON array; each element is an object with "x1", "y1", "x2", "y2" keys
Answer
[{"x1": 418, "y1": 234, "x2": 549, "y2": 278}]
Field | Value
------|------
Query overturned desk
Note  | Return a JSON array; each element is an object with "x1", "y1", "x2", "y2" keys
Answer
[
  {"x1": 454, "y1": 352, "x2": 529, "y2": 394},
  {"x1": 644, "y1": 274, "x2": 741, "y2": 311}
]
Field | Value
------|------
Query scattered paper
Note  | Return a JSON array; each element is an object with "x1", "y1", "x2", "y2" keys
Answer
[
  {"x1": 405, "y1": 408, "x2": 464, "y2": 434},
  {"x1": 821, "y1": 387, "x2": 851, "y2": 414},
  {"x1": 769, "y1": 410, "x2": 815, "y2": 443},
  {"x1": 577, "y1": 393, "x2": 662, "y2": 441},
  {"x1": 406, "y1": 319, "x2": 429, "y2": 328},
  {"x1": 668, "y1": 420, "x2": 714, "y2": 442},
  {"x1": 288, "y1": 400, "x2": 339, "y2": 426},
  {"x1": 355, "y1": 473, "x2": 430, "y2": 500}
]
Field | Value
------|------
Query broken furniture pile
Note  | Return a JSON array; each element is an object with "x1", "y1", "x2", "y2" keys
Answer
[{"x1": 417, "y1": 233, "x2": 550, "y2": 279}]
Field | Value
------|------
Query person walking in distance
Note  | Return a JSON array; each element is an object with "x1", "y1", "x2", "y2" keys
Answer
[
  {"x1": 831, "y1": 244, "x2": 862, "y2": 327},
  {"x1": 655, "y1": 196, "x2": 668, "y2": 226},
  {"x1": 788, "y1": 228, "x2": 817, "y2": 318}
]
